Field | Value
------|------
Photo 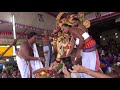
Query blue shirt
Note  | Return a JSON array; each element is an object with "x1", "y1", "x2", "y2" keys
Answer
[{"x1": 100, "y1": 58, "x2": 112, "y2": 73}]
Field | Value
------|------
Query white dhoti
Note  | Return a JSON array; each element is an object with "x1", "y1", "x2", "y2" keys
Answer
[
  {"x1": 31, "y1": 44, "x2": 43, "y2": 78},
  {"x1": 16, "y1": 56, "x2": 30, "y2": 78},
  {"x1": 43, "y1": 45, "x2": 50, "y2": 67},
  {"x1": 71, "y1": 73, "x2": 81, "y2": 78},
  {"x1": 16, "y1": 44, "x2": 43, "y2": 78},
  {"x1": 80, "y1": 50, "x2": 99, "y2": 78}
]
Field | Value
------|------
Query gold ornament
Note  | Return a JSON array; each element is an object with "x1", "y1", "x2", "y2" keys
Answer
[{"x1": 83, "y1": 19, "x2": 91, "y2": 29}]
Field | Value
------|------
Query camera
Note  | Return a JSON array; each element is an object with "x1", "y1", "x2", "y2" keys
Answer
[
  {"x1": 61, "y1": 57, "x2": 73, "y2": 71},
  {"x1": 61, "y1": 56, "x2": 82, "y2": 71}
]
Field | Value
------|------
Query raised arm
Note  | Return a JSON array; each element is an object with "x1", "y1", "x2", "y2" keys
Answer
[
  {"x1": 70, "y1": 65, "x2": 112, "y2": 78},
  {"x1": 70, "y1": 28, "x2": 84, "y2": 58}
]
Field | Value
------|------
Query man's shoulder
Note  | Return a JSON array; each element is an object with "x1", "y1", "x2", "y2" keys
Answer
[
  {"x1": 20, "y1": 41, "x2": 28, "y2": 47},
  {"x1": 71, "y1": 27, "x2": 80, "y2": 30},
  {"x1": 70, "y1": 27, "x2": 82, "y2": 33}
]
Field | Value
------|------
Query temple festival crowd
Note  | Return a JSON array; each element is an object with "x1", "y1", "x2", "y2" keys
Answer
[{"x1": 0, "y1": 12, "x2": 120, "y2": 78}]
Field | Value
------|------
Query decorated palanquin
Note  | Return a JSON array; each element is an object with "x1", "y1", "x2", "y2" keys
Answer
[
  {"x1": 56, "y1": 32, "x2": 73, "y2": 59},
  {"x1": 56, "y1": 34, "x2": 64, "y2": 59}
]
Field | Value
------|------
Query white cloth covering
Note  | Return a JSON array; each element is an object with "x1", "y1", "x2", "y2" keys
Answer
[
  {"x1": 71, "y1": 73, "x2": 81, "y2": 78},
  {"x1": 75, "y1": 38, "x2": 80, "y2": 45},
  {"x1": 16, "y1": 44, "x2": 43, "y2": 78},
  {"x1": 43, "y1": 45, "x2": 50, "y2": 67},
  {"x1": 16, "y1": 56, "x2": 30, "y2": 78},
  {"x1": 82, "y1": 32, "x2": 90, "y2": 40},
  {"x1": 80, "y1": 50, "x2": 98, "y2": 78}
]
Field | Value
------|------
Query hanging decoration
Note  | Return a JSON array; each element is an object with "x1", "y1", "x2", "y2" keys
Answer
[
  {"x1": 0, "y1": 38, "x2": 26, "y2": 44},
  {"x1": 0, "y1": 19, "x2": 52, "y2": 32},
  {"x1": 0, "y1": 32, "x2": 28, "y2": 39}
]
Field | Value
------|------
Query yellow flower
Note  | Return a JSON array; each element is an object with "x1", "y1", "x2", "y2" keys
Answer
[
  {"x1": 40, "y1": 71, "x2": 46, "y2": 75},
  {"x1": 57, "y1": 38, "x2": 61, "y2": 41}
]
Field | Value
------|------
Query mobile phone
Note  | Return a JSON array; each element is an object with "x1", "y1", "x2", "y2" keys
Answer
[{"x1": 61, "y1": 57, "x2": 73, "y2": 71}]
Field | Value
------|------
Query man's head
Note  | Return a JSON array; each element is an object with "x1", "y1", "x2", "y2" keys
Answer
[
  {"x1": 61, "y1": 23, "x2": 72, "y2": 33},
  {"x1": 28, "y1": 32, "x2": 38, "y2": 43}
]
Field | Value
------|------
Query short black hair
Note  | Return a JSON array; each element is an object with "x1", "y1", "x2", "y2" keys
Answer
[
  {"x1": 27, "y1": 32, "x2": 38, "y2": 39},
  {"x1": 63, "y1": 23, "x2": 72, "y2": 28}
]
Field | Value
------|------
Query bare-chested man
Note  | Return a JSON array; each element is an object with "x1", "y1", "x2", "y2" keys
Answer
[
  {"x1": 61, "y1": 22, "x2": 100, "y2": 78},
  {"x1": 42, "y1": 30, "x2": 53, "y2": 67},
  {"x1": 16, "y1": 32, "x2": 43, "y2": 78}
]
